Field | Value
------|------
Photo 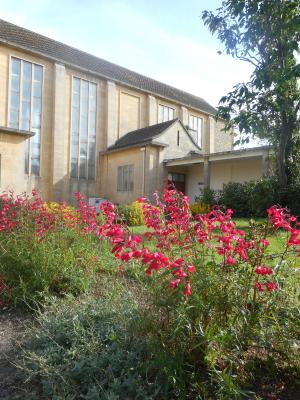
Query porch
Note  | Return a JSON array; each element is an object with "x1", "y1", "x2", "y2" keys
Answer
[{"x1": 165, "y1": 146, "x2": 271, "y2": 203}]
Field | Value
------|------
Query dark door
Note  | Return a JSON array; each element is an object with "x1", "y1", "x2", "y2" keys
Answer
[{"x1": 168, "y1": 173, "x2": 186, "y2": 194}]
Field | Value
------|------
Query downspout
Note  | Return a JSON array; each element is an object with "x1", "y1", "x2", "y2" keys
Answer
[{"x1": 141, "y1": 146, "x2": 146, "y2": 195}]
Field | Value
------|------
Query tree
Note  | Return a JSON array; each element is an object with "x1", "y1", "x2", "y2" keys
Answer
[{"x1": 202, "y1": 0, "x2": 300, "y2": 186}]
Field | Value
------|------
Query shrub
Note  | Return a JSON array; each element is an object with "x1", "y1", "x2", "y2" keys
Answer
[
  {"x1": 97, "y1": 186, "x2": 300, "y2": 398},
  {"x1": 218, "y1": 177, "x2": 300, "y2": 218},
  {"x1": 116, "y1": 204, "x2": 131, "y2": 225},
  {"x1": 195, "y1": 187, "x2": 216, "y2": 205},
  {"x1": 129, "y1": 201, "x2": 145, "y2": 226},
  {"x1": 22, "y1": 293, "x2": 170, "y2": 399},
  {"x1": 0, "y1": 191, "x2": 101, "y2": 305},
  {"x1": 190, "y1": 202, "x2": 211, "y2": 216},
  {"x1": 218, "y1": 182, "x2": 250, "y2": 217},
  {"x1": 2, "y1": 186, "x2": 300, "y2": 398}
]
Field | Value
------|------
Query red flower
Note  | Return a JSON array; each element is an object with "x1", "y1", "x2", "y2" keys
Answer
[
  {"x1": 185, "y1": 282, "x2": 192, "y2": 296},
  {"x1": 254, "y1": 266, "x2": 273, "y2": 275}
]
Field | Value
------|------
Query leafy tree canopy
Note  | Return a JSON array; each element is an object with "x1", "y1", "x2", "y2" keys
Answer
[{"x1": 202, "y1": 0, "x2": 300, "y2": 185}]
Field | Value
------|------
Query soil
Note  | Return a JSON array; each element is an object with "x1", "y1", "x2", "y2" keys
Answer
[{"x1": 0, "y1": 309, "x2": 32, "y2": 399}]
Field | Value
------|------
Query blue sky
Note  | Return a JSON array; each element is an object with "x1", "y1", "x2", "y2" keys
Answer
[{"x1": 0, "y1": 0, "x2": 254, "y2": 108}]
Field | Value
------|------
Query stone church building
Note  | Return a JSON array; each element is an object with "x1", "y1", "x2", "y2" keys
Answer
[{"x1": 0, "y1": 19, "x2": 269, "y2": 204}]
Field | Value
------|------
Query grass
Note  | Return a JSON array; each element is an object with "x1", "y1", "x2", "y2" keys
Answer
[{"x1": 130, "y1": 218, "x2": 288, "y2": 252}]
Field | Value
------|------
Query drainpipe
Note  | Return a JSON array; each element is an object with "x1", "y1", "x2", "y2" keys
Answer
[
  {"x1": 203, "y1": 156, "x2": 211, "y2": 189},
  {"x1": 140, "y1": 147, "x2": 146, "y2": 194}
]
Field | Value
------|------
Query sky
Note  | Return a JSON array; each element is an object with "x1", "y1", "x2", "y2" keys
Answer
[{"x1": 0, "y1": 0, "x2": 254, "y2": 108}]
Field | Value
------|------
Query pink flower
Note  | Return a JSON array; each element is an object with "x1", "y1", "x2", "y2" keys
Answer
[
  {"x1": 255, "y1": 281, "x2": 265, "y2": 292},
  {"x1": 170, "y1": 279, "x2": 181, "y2": 289},
  {"x1": 254, "y1": 266, "x2": 273, "y2": 275},
  {"x1": 265, "y1": 281, "x2": 278, "y2": 292},
  {"x1": 185, "y1": 282, "x2": 192, "y2": 296},
  {"x1": 226, "y1": 256, "x2": 235, "y2": 265},
  {"x1": 260, "y1": 239, "x2": 270, "y2": 247},
  {"x1": 187, "y1": 265, "x2": 196, "y2": 273}
]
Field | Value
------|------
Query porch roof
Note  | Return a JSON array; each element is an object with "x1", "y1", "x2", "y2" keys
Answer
[{"x1": 164, "y1": 146, "x2": 271, "y2": 167}]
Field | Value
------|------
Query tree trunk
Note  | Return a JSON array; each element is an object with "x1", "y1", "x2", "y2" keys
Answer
[{"x1": 277, "y1": 114, "x2": 292, "y2": 187}]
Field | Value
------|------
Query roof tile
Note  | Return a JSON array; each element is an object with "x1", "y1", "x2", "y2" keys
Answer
[{"x1": 0, "y1": 19, "x2": 217, "y2": 115}]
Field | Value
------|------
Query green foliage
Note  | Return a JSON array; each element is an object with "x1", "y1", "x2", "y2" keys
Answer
[
  {"x1": 117, "y1": 202, "x2": 145, "y2": 226},
  {"x1": 129, "y1": 201, "x2": 145, "y2": 226},
  {"x1": 202, "y1": 0, "x2": 300, "y2": 186},
  {"x1": 190, "y1": 203, "x2": 211, "y2": 216},
  {"x1": 195, "y1": 187, "x2": 216, "y2": 205},
  {"x1": 0, "y1": 228, "x2": 100, "y2": 305},
  {"x1": 21, "y1": 292, "x2": 170, "y2": 400},
  {"x1": 218, "y1": 177, "x2": 300, "y2": 217},
  {"x1": 117, "y1": 204, "x2": 131, "y2": 225},
  {"x1": 219, "y1": 182, "x2": 250, "y2": 217},
  {"x1": 147, "y1": 227, "x2": 300, "y2": 399}
]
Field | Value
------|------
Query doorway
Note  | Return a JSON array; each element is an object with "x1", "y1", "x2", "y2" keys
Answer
[{"x1": 168, "y1": 172, "x2": 186, "y2": 194}]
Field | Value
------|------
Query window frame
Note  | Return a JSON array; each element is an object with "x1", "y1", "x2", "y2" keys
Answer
[
  {"x1": 8, "y1": 55, "x2": 44, "y2": 176},
  {"x1": 158, "y1": 104, "x2": 175, "y2": 123},
  {"x1": 189, "y1": 114, "x2": 203, "y2": 148},
  {"x1": 117, "y1": 164, "x2": 134, "y2": 192},
  {"x1": 70, "y1": 75, "x2": 97, "y2": 180}
]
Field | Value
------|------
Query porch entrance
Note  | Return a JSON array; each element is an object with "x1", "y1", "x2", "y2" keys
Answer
[{"x1": 168, "y1": 172, "x2": 186, "y2": 194}]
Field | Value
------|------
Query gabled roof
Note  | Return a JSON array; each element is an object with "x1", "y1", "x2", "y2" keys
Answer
[
  {"x1": 107, "y1": 119, "x2": 177, "y2": 151},
  {"x1": 106, "y1": 118, "x2": 202, "y2": 153},
  {"x1": 0, "y1": 19, "x2": 217, "y2": 116}
]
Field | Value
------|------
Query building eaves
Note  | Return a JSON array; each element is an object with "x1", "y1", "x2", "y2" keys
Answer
[
  {"x1": 0, "y1": 19, "x2": 217, "y2": 116},
  {"x1": 107, "y1": 119, "x2": 177, "y2": 151}
]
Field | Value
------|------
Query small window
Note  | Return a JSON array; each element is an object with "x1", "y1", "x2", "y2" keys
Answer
[
  {"x1": 177, "y1": 130, "x2": 180, "y2": 146},
  {"x1": 158, "y1": 105, "x2": 175, "y2": 123},
  {"x1": 117, "y1": 164, "x2": 134, "y2": 192},
  {"x1": 189, "y1": 115, "x2": 202, "y2": 147}
]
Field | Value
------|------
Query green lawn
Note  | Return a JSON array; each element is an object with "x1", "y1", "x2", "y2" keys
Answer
[{"x1": 130, "y1": 218, "x2": 291, "y2": 262}]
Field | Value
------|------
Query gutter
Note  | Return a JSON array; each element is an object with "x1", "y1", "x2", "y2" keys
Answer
[{"x1": 99, "y1": 140, "x2": 168, "y2": 155}]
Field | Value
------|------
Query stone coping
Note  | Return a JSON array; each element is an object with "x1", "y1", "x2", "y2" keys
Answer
[{"x1": 0, "y1": 126, "x2": 35, "y2": 138}]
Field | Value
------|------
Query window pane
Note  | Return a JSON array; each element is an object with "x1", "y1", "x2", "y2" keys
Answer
[
  {"x1": 71, "y1": 162, "x2": 78, "y2": 178},
  {"x1": 159, "y1": 105, "x2": 164, "y2": 123},
  {"x1": 72, "y1": 107, "x2": 79, "y2": 132},
  {"x1": 21, "y1": 101, "x2": 30, "y2": 119},
  {"x1": 11, "y1": 58, "x2": 21, "y2": 75},
  {"x1": 10, "y1": 91, "x2": 20, "y2": 110},
  {"x1": 89, "y1": 111, "x2": 96, "y2": 134},
  {"x1": 11, "y1": 75, "x2": 20, "y2": 92},
  {"x1": 129, "y1": 165, "x2": 134, "y2": 191},
  {"x1": 34, "y1": 65, "x2": 43, "y2": 82},
  {"x1": 163, "y1": 106, "x2": 168, "y2": 122},
  {"x1": 9, "y1": 110, "x2": 19, "y2": 128},
  {"x1": 88, "y1": 140, "x2": 95, "y2": 162},
  {"x1": 32, "y1": 112, "x2": 41, "y2": 129},
  {"x1": 22, "y1": 80, "x2": 31, "y2": 101},
  {"x1": 79, "y1": 157, "x2": 86, "y2": 178},
  {"x1": 31, "y1": 159, "x2": 40, "y2": 175},
  {"x1": 88, "y1": 164, "x2": 95, "y2": 180},
  {"x1": 89, "y1": 83, "x2": 96, "y2": 111},
  {"x1": 117, "y1": 167, "x2": 122, "y2": 191},
  {"x1": 169, "y1": 108, "x2": 174, "y2": 120},
  {"x1": 33, "y1": 81, "x2": 42, "y2": 98},
  {"x1": 23, "y1": 61, "x2": 32, "y2": 80},
  {"x1": 21, "y1": 117, "x2": 30, "y2": 131}
]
